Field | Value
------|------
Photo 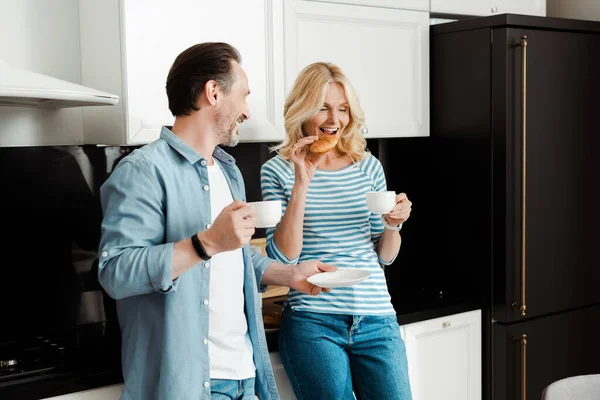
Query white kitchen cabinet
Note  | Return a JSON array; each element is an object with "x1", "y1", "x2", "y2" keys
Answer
[
  {"x1": 279, "y1": 0, "x2": 429, "y2": 138},
  {"x1": 270, "y1": 351, "x2": 297, "y2": 400},
  {"x1": 42, "y1": 384, "x2": 124, "y2": 399},
  {"x1": 402, "y1": 309, "x2": 482, "y2": 400},
  {"x1": 431, "y1": 0, "x2": 545, "y2": 17},
  {"x1": 78, "y1": 0, "x2": 285, "y2": 145},
  {"x1": 305, "y1": 0, "x2": 429, "y2": 12},
  {"x1": 490, "y1": 0, "x2": 546, "y2": 16}
]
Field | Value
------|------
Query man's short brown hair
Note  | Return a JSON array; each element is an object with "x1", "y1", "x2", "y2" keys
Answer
[{"x1": 166, "y1": 42, "x2": 241, "y2": 117}]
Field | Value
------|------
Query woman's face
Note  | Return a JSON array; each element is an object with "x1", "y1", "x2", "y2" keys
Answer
[{"x1": 302, "y1": 82, "x2": 350, "y2": 142}]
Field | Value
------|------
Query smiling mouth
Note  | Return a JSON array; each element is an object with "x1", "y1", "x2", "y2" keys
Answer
[{"x1": 319, "y1": 127, "x2": 339, "y2": 135}]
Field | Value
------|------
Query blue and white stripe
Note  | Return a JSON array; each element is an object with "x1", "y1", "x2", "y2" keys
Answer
[{"x1": 260, "y1": 154, "x2": 397, "y2": 315}]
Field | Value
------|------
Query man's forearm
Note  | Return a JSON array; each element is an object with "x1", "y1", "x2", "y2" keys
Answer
[{"x1": 260, "y1": 261, "x2": 294, "y2": 286}]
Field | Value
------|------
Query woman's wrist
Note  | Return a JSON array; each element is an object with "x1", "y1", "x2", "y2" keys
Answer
[
  {"x1": 292, "y1": 182, "x2": 309, "y2": 196},
  {"x1": 383, "y1": 216, "x2": 402, "y2": 231}
]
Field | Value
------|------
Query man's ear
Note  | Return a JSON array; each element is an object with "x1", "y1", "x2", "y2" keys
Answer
[{"x1": 204, "y1": 80, "x2": 220, "y2": 106}]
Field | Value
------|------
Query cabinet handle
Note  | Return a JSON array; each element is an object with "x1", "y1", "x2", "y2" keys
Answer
[
  {"x1": 513, "y1": 35, "x2": 528, "y2": 317},
  {"x1": 513, "y1": 334, "x2": 527, "y2": 400},
  {"x1": 442, "y1": 321, "x2": 451, "y2": 328}
]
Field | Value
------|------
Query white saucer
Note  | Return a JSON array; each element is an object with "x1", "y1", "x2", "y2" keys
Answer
[{"x1": 307, "y1": 268, "x2": 371, "y2": 288}]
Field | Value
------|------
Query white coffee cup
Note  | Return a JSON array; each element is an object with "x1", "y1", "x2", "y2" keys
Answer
[
  {"x1": 248, "y1": 200, "x2": 282, "y2": 228},
  {"x1": 365, "y1": 191, "x2": 396, "y2": 214}
]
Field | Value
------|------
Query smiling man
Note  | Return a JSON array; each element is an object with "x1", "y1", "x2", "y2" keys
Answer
[{"x1": 97, "y1": 42, "x2": 336, "y2": 400}]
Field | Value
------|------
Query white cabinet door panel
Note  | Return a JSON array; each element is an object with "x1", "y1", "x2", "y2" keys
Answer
[
  {"x1": 270, "y1": 352, "x2": 297, "y2": 400},
  {"x1": 305, "y1": 0, "x2": 429, "y2": 12},
  {"x1": 80, "y1": 0, "x2": 285, "y2": 145},
  {"x1": 281, "y1": 0, "x2": 429, "y2": 138},
  {"x1": 430, "y1": 0, "x2": 489, "y2": 16},
  {"x1": 403, "y1": 310, "x2": 481, "y2": 400},
  {"x1": 432, "y1": 0, "x2": 545, "y2": 17},
  {"x1": 491, "y1": 0, "x2": 546, "y2": 16}
]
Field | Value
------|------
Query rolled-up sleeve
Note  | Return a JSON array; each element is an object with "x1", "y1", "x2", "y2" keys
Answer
[
  {"x1": 250, "y1": 250, "x2": 275, "y2": 293},
  {"x1": 98, "y1": 160, "x2": 178, "y2": 300},
  {"x1": 261, "y1": 161, "x2": 299, "y2": 265},
  {"x1": 369, "y1": 158, "x2": 400, "y2": 266}
]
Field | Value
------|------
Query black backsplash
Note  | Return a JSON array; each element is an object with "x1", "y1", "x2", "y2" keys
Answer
[
  {"x1": 0, "y1": 137, "x2": 467, "y2": 398},
  {"x1": 0, "y1": 141, "x2": 299, "y2": 398},
  {"x1": 0, "y1": 145, "x2": 132, "y2": 399}
]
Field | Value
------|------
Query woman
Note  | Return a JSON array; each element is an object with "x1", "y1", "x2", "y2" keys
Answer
[{"x1": 260, "y1": 62, "x2": 413, "y2": 400}]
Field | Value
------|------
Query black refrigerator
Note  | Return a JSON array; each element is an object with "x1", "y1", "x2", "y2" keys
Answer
[{"x1": 430, "y1": 14, "x2": 600, "y2": 400}]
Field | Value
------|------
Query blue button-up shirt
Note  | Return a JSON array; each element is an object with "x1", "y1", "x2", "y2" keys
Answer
[{"x1": 98, "y1": 127, "x2": 279, "y2": 400}]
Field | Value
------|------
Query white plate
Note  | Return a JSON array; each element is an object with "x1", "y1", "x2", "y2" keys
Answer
[{"x1": 307, "y1": 268, "x2": 371, "y2": 288}]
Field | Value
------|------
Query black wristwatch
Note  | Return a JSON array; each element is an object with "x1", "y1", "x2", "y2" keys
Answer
[{"x1": 191, "y1": 233, "x2": 212, "y2": 261}]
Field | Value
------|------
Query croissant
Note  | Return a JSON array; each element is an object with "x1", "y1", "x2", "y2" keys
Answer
[{"x1": 309, "y1": 135, "x2": 338, "y2": 154}]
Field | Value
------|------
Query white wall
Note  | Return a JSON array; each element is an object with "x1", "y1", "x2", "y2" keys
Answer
[
  {"x1": 547, "y1": 0, "x2": 600, "y2": 21},
  {"x1": 0, "y1": 0, "x2": 84, "y2": 146}
]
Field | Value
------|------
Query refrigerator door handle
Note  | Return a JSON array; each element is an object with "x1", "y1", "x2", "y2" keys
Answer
[
  {"x1": 513, "y1": 35, "x2": 528, "y2": 317},
  {"x1": 513, "y1": 334, "x2": 528, "y2": 400}
]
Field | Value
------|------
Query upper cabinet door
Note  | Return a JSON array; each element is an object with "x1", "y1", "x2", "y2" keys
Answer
[
  {"x1": 431, "y1": 0, "x2": 545, "y2": 17},
  {"x1": 306, "y1": 0, "x2": 429, "y2": 12},
  {"x1": 279, "y1": 0, "x2": 429, "y2": 138},
  {"x1": 79, "y1": 0, "x2": 284, "y2": 145},
  {"x1": 489, "y1": 0, "x2": 546, "y2": 16},
  {"x1": 430, "y1": 0, "x2": 490, "y2": 16}
]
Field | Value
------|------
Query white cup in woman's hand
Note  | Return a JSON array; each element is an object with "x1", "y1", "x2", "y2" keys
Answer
[
  {"x1": 248, "y1": 200, "x2": 282, "y2": 228},
  {"x1": 366, "y1": 191, "x2": 396, "y2": 214}
]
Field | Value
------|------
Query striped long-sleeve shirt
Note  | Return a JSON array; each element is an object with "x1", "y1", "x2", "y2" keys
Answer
[{"x1": 260, "y1": 153, "x2": 398, "y2": 315}]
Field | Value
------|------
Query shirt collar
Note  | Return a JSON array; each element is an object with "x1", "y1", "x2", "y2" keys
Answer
[{"x1": 159, "y1": 126, "x2": 236, "y2": 166}]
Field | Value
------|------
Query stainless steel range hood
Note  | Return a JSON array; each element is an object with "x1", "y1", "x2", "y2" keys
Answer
[{"x1": 0, "y1": 60, "x2": 119, "y2": 108}]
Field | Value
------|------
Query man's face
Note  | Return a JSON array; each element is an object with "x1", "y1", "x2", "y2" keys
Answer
[{"x1": 215, "y1": 62, "x2": 251, "y2": 147}]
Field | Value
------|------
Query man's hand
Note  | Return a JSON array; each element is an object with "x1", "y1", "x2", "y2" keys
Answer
[
  {"x1": 289, "y1": 260, "x2": 337, "y2": 295},
  {"x1": 199, "y1": 200, "x2": 255, "y2": 256}
]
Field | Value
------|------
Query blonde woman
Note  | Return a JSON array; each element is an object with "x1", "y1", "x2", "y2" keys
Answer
[{"x1": 260, "y1": 62, "x2": 413, "y2": 399}]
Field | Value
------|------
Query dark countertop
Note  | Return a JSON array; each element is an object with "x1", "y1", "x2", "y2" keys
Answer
[{"x1": 265, "y1": 291, "x2": 486, "y2": 352}]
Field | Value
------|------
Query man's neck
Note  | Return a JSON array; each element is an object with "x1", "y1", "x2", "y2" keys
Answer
[{"x1": 171, "y1": 115, "x2": 218, "y2": 164}]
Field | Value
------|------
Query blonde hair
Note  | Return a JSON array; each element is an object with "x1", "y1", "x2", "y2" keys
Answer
[{"x1": 273, "y1": 62, "x2": 368, "y2": 162}]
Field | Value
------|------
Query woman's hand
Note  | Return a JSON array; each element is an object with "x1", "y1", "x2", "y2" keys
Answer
[
  {"x1": 290, "y1": 136, "x2": 324, "y2": 187},
  {"x1": 383, "y1": 193, "x2": 412, "y2": 227}
]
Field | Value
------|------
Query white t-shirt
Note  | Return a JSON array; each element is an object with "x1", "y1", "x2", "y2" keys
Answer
[{"x1": 206, "y1": 160, "x2": 255, "y2": 379}]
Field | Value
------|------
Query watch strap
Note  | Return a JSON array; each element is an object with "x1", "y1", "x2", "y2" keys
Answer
[{"x1": 191, "y1": 234, "x2": 211, "y2": 261}]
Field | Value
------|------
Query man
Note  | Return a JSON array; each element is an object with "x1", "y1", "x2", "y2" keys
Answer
[{"x1": 98, "y1": 42, "x2": 335, "y2": 400}]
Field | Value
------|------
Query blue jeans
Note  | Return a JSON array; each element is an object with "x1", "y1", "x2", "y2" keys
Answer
[
  {"x1": 210, "y1": 377, "x2": 255, "y2": 399},
  {"x1": 279, "y1": 307, "x2": 412, "y2": 400}
]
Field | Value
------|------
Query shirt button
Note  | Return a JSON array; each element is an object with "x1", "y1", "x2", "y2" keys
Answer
[
  {"x1": 203, "y1": 339, "x2": 208, "y2": 345},
  {"x1": 203, "y1": 382, "x2": 210, "y2": 388},
  {"x1": 101, "y1": 251, "x2": 108, "y2": 257},
  {"x1": 206, "y1": 224, "x2": 211, "y2": 229},
  {"x1": 204, "y1": 262, "x2": 210, "y2": 269},
  {"x1": 203, "y1": 185, "x2": 209, "y2": 191},
  {"x1": 203, "y1": 299, "x2": 209, "y2": 305},
  {"x1": 200, "y1": 160, "x2": 207, "y2": 166}
]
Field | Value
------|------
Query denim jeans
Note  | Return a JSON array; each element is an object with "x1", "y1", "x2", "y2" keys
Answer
[
  {"x1": 210, "y1": 377, "x2": 255, "y2": 399},
  {"x1": 278, "y1": 306, "x2": 412, "y2": 400}
]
